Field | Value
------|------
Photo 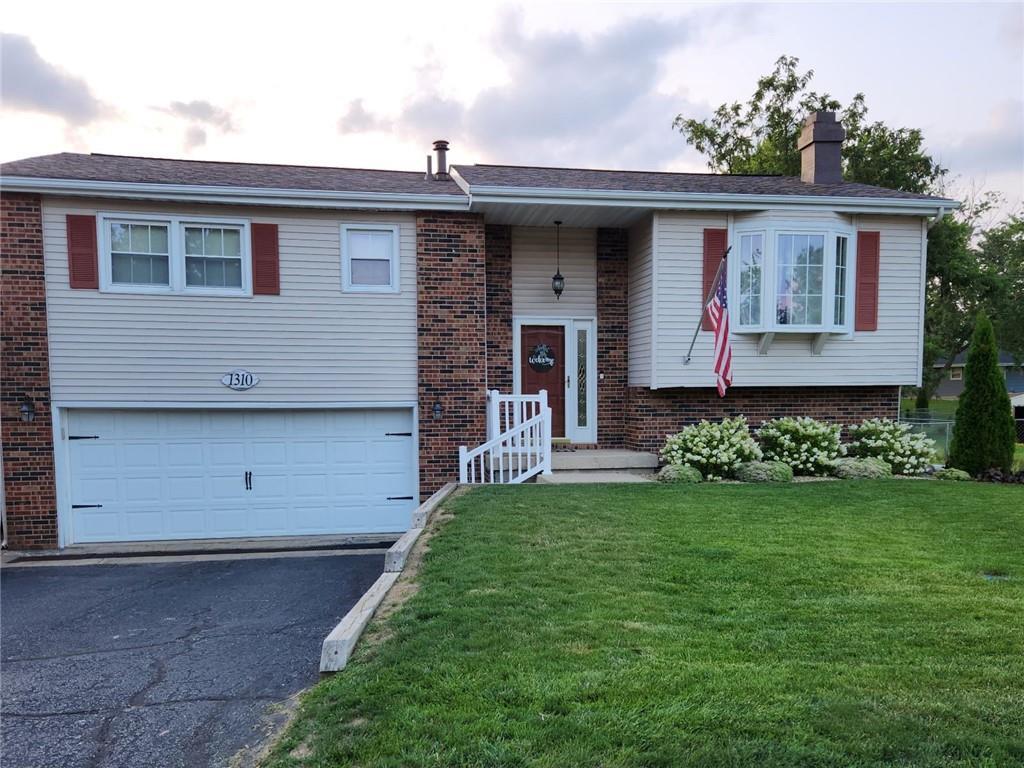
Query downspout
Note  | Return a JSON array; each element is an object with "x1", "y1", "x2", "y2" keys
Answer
[{"x1": 927, "y1": 205, "x2": 947, "y2": 230}]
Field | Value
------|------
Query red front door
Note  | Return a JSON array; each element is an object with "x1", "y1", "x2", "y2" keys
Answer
[{"x1": 521, "y1": 325, "x2": 565, "y2": 438}]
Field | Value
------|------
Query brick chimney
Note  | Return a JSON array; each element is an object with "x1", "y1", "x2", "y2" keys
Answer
[{"x1": 797, "y1": 112, "x2": 845, "y2": 185}]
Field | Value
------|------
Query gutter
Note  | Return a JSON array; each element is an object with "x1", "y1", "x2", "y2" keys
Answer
[{"x1": 0, "y1": 176, "x2": 471, "y2": 212}]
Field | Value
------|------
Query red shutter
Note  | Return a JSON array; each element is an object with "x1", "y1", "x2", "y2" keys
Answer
[
  {"x1": 702, "y1": 228, "x2": 728, "y2": 331},
  {"x1": 66, "y1": 215, "x2": 98, "y2": 289},
  {"x1": 251, "y1": 223, "x2": 280, "y2": 295},
  {"x1": 855, "y1": 231, "x2": 880, "y2": 331}
]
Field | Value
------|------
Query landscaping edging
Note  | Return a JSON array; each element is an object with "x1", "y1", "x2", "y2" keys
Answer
[{"x1": 319, "y1": 482, "x2": 459, "y2": 673}]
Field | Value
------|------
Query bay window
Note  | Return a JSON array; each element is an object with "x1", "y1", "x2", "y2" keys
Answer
[
  {"x1": 99, "y1": 213, "x2": 251, "y2": 296},
  {"x1": 731, "y1": 224, "x2": 855, "y2": 334}
]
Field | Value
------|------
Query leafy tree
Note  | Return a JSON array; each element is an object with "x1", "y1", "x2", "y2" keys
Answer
[
  {"x1": 673, "y1": 55, "x2": 946, "y2": 192},
  {"x1": 948, "y1": 312, "x2": 1015, "y2": 475}
]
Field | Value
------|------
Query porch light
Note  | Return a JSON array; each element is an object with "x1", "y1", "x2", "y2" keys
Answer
[
  {"x1": 551, "y1": 220, "x2": 564, "y2": 300},
  {"x1": 432, "y1": 400, "x2": 444, "y2": 420},
  {"x1": 19, "y1": 397, "x2": 35, "y2": 423}
]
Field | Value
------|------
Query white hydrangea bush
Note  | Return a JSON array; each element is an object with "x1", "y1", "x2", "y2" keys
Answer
[
  {"x1": 660, "y1": 417, "x2": 762, "y2": 480},
  {"x1": 846, "y1": 418, "x2": 935, "y2": 475},
  {"x1": 757, "y1": 416, "x2": 843, "y2": 476}
]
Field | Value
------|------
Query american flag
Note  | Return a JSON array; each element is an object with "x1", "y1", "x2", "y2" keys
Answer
[{"x1": 706, "y1": 264, "x2": 732, "y2": 397}]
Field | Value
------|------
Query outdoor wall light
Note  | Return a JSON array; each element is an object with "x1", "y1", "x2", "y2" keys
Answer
[
  {"x1": 432, "y1": 400, "x2": 444, "y2": 420},
  {"x1": 19, "y1": 397, "x2": 35, "y2": 423},
  {"x1": 551, "y1": 220, "x2": 564, "y2": 300}
]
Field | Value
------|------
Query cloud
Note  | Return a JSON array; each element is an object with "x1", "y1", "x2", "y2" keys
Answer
[
  {"x1": 184, "y1": 126, "x2": 207, "y2": 149},
  {"x1": 164, "y1": 99, "x2": 235, "y2": 132},
  {"x1": 936, "y1": 99, "x2": 1024, "y2": 180},
  {"x1": 337, "y1": 11, "x2": 709, "y2": 169},
  {"x1": 0, "y1": 33, "x2": 106, "y2": 124}
]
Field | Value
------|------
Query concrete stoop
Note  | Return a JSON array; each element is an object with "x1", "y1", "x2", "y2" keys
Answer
[
  {"x1": 537, "y1": 470, "x2": 654, "y2": 484},
  {"x1": 540, "y1": 449, "x2": 659, "y2": 484}
]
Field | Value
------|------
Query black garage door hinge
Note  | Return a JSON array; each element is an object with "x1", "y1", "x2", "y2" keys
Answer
[
  {"x1": 69, "y1": 435, "x2": 100, "y2": 440},
  {"x1": 387, "y1": 496, "x2": 414, "y2": 501},
  {"x1": 385, "y1": 432, "x2": 412, "y2": 437},
  {"x1": 72, "y1": 504, "x2": 104, "y2": 509}
]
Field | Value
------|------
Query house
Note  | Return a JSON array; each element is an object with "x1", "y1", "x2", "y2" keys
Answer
[
  {"x1": 0, "y1": 112, "x2": 957, "y2": 550},
  {"x1": 934, "y1": 351, "x2": 1024, "y2": 398}
]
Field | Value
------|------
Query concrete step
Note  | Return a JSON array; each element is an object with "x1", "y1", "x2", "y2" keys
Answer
[
  {"x1": 536, "y1": 470, "x2": 655, "y2": 484},
  {"x1": 551, "y1": 449, "x2": 659, "y2": 472}
]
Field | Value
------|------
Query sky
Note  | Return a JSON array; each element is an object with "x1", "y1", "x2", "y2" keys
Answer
[{"x1": 2, "y1": 1, "x2": 1021, "y2": 217}]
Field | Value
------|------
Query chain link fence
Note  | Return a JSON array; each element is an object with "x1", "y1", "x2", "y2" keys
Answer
[{"x1": 899, "y1": 410, "x2": 954, "y2": 463}]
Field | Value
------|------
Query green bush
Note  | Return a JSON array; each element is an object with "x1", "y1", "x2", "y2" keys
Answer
[
  {"x1": 846, "y1": 418, "x2": 935, "y2": 475},
  {"x1": 655, "y1": 464, "x2": 703, "y2": 484},
  {"x1": 948, "y1": 312, "x2": 1016, "y2": 475},
  {"x1": 934, "y1": 467, "x2": 972, "y2": 482},
  {"x1": 757, "y1": 416, "x2": 842, "y2": 475},
  {"x1": 735, "y1": 460, "x2": 793, "y2": 483},
  {"x1": 660, "y1": 417, "x2": 762, "y2": 481},
  {"x1": 833, "y1": 457, "x2": 893, "y2": 479}
]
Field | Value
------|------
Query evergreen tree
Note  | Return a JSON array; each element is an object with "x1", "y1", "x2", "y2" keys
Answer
[{"x1": 948, "y1": 312, "x2": 1015, "y2": 475}]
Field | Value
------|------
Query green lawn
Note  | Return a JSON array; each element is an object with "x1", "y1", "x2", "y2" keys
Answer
[
  {"x1": 269, "y1": 482, "x2": 1024, "y2": 768},
  {"x1": 1015, "y1": 444, "x2": 1024, "y2": 471},
  {"x1": 901, "y1": 396, "x2": 959, "y2": 418}
]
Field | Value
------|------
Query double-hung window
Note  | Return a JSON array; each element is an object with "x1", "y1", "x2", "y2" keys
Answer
[
  {"x1": 341, "y1": 224, "x2": 400, "y2": 293},
  {"x1": 99, "y1": 213, "x2": 251, "y2": 296},
  {"x1": 732, "y1": 224, "x2": 855, "y2": 334}
]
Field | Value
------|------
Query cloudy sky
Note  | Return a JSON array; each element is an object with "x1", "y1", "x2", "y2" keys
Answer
[{"x1": 2, "y1": 1, "x2": 1021, "y2": 214}]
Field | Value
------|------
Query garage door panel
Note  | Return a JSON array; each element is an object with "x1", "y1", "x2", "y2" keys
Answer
[{"x1": 68, "y1": 408, "x2": 416, "y2": 543}]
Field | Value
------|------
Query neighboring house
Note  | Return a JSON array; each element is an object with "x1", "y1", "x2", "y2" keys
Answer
[
  {"x1": 0, "y1": 112, "x2": 956, "y2": 549},
  {"x1": 934, "y1": 351, "x2": 1024, "y2": 397}
]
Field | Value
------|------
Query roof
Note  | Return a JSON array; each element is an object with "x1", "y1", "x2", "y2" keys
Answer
[
  {"x1": 0, "y1": 152, "x2": 463, "y2": 196},
  {"x1": 451, "y1": 163, "x2": 947, "y2": 201},
  {"x1": 937, "y1": 351, "x2": 1020, "y2": 367}
]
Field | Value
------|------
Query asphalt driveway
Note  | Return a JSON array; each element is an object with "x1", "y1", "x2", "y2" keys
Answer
[{"x1": 1, "y1": 551, "x2": 385, "y2": 768}]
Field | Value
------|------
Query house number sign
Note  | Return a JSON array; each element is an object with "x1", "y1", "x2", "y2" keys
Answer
[
  {"x1": 221, "y1": 369, "x2": 260, "y2": 391},
  {"x1": 528, "y1": 344, "x2": 556, "y2": 373}
]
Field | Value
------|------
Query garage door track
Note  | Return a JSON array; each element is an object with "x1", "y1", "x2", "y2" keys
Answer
[{"x1": 1, "y1": 552, "x2": 384, "y2": 767}]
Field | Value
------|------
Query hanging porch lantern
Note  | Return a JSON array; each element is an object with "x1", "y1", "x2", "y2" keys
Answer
[{"x1": 551, "y1": 220, "x2": 564, "y2": 300}]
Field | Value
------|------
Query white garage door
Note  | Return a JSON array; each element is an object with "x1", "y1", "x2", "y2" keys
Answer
[{"x1": 66, "y1": 408, "x2": 417, "y2": 544}]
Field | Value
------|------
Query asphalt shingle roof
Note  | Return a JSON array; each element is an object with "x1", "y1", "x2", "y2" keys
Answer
[
  {"x1": 0, "y1": 153, "x2": 463, "y2": 196},
  {"x1": 451, "y1": 164, "x2": 948, "y2": 200}
]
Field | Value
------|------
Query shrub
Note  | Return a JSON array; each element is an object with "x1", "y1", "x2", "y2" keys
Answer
[
  {"x1": 735, "y1": 460, "x2": 793, "y2": 483},
  {"x1": 833, "y1": 457, "x2": 893, "y2": 479},
  {"x1": 948, "y1": 312, "x2": 1016, "y2": 475},
  {"x1": 757, "y1": 417, "x2": 842, "y2": 475},
  {"x1": 660, "y1": 417, "x2": 762, "y2": 481},
  {"x1": 846, "y1": 418, "x2": 935, "y2": 475},
  {"x1": 655, "y1": 464, "x2": 703, "y2": 484},
  {"x1": 933, "y1": 467, "x2": 971, "y2": 482}
]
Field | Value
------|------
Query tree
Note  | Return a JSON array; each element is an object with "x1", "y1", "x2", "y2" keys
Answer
[
  {"x1": 947, "y1": 312, "x2": 1015, "y2": 475},
  {"x1": 673, "y1": 55, "x2": 946, "y2": 192}
]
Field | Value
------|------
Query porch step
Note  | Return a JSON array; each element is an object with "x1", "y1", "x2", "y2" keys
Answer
[
  {"x1": 551, "y1": 449, "x2": 659, "y2": 472},
  {"x1": 537, "y1": 470, "x2": 655, "y2": 485}
]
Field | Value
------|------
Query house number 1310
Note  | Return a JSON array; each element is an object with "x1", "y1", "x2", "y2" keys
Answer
[{"x1": 221, "y1": 369, "x2": 260, "y2": 391}]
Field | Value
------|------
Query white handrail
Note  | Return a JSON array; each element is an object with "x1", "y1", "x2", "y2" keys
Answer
[
  {"x1": 460, "y1": 401, "x2": 552, "y2": 484},
  {"x1": 487, "y1": 390, "x2": 548, "y2": 441}
]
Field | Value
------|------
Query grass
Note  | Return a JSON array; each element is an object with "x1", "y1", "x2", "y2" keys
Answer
[
  {"x1": 1015, "y1": 444, "x2": 1024, "y2": 471},
  {"x1": 901, "y1": 397, "x2": 959, "y2": 418},
  {"x1": 268, "y1": 482, "x2": 1024, "y2": 768}
]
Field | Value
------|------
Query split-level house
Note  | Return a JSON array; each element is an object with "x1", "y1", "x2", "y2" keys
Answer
[{"x1": 0, "y1": 113, "x2": 956, "y2": 549}]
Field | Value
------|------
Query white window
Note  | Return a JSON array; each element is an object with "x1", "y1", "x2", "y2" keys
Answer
[
  {"x1": 730, "y1": 223, "x2": 856, "y2": 334},
  {"x1": 99, "y1": 213, "x2": 251, "y2": 296},
  {"x1": 950, "y1": 368, "x2": 963, "y2": 381},
  {"x1": 341, "y1": 224, "x2": 399, "y2": 293}
]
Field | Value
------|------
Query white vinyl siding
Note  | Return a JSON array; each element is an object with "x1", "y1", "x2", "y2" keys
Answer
[
  {"x1": 628, "y1": 216, "x2": 653, "y2": 386},
  {"x1": 511, "y1": 226, "x2": 596, "y2": 318},
  {"x1": 651, "y1": 211, "x2": 925, "y2": 388},
  {"x1": 43, "y1": 198, "x2": 417, "y2": 403}
]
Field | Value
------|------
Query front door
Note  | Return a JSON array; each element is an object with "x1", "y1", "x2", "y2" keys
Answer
[{"x1": 521, "y1": 325, "x2": 566, "y2": 438}]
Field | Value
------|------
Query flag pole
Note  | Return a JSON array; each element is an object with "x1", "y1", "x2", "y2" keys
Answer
[{"x1": 683, "y1": 246, "x2": 730, "y2": 365}]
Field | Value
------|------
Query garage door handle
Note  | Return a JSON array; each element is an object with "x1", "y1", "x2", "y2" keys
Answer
[
  {"x1": 245, "y1": 471, "x2": 252, "y2": 491},
  {"x1": 72, "y1": 504, "x2": 103, "y2": 509},
  {"x1": 387, "y1": 496, "x2": 414, "y2": 501}
]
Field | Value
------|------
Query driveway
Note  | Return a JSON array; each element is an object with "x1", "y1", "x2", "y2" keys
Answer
[{"x1": 1, "y1": 552, "x2": 385, "y2": 768}]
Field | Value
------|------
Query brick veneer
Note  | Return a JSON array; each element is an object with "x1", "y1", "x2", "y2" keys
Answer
[
  {"x1": 1, "y1": 193, "x2": 58, "y2": 549},
  {"x1": 417, "y1": 213, "x2": 488, "y2": 497},
  {"x1": 485, "y1": 225, "x2": 513, "y2": 392},
  {"x1": 596, "y1": 228, "x2": 629, "y2": 448},
  {"x1": 625, "y1": 385, "x2": 900, "y2": 452}
]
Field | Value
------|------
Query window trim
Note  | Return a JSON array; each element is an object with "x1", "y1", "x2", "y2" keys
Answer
[
  {"x1": 340, "y1": 223, "x2": 400, "y2": 294},
  {"x1": 97, "y1": 212, "x2": 252, "y2": 297},
  {"x1": 949, "y1": 367, "x2": 963, "y2": 381},
  {"x1": 729, "y1": 221, "x2": 856, "y2": 335}
]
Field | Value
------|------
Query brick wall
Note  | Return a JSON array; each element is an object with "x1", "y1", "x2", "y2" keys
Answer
[
  {"x1": 596, "y1": 228, "x2": 629, "y2": 448},
  {"x1": 1, "y1": 193, "x2": 58, "y2": 549},
  {"x1": 485, "y1": 225, "x2": 513, "y2": 393},
  {"x1": 417, "y1": 213, "x2": 488, "y2": 497},
  {"x1": 626, "y1": 385, "x2": 900, "y2": 453}
]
